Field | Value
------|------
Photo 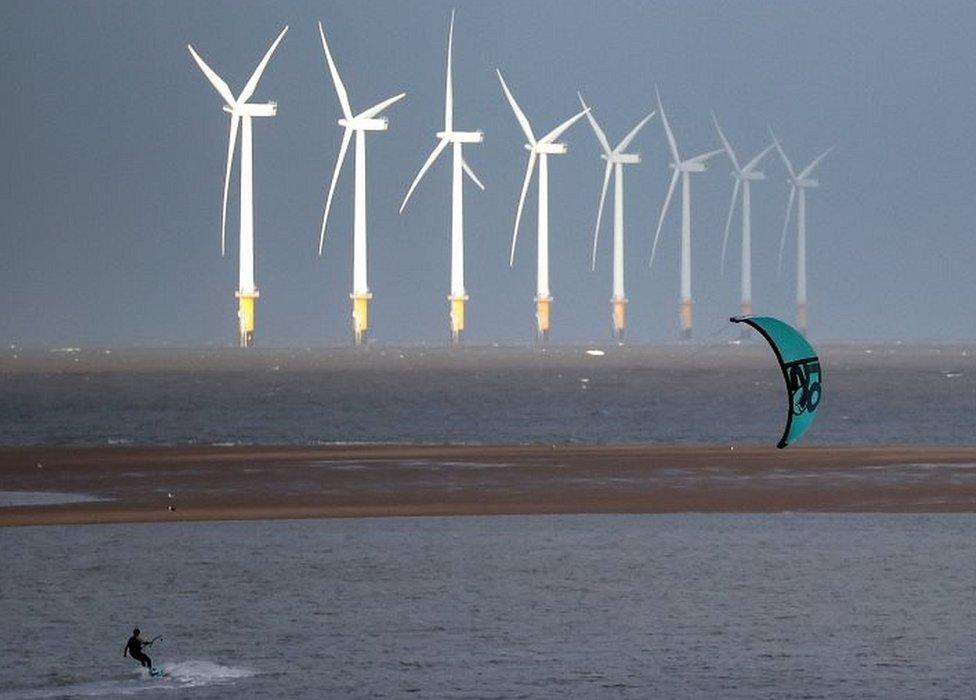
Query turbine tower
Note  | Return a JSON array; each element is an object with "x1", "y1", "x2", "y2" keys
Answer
[
  {"x1": 497, "y1": 70, "x2": 588, "y2": 341},
  {"x1": 578, "y1": 93, "x2": 655, "y2": 340},
  {"x1": 317, "y1": 22, "x2": 406, "y2": 345},
  {"x1": 399, "y1": 10, "x2": 484, "y2": 344},
  {"x1": 650, "y1": 88, "x2": 723, "y2": 339},
  {"x1": 188, "y1": 26, "x2": 288, "y2": 347},
  {"x1": 712, "y1": 113, "x2": 774, "y2": 322},
  {"x1": 770, "y1": 129, "x2": 832, "y2": 335}
]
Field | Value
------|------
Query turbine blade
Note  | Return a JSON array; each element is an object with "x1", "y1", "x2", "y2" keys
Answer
[
  {"x1": 187, "y1": 45, "x2": 236, "y2": 107},
  {"x1": 399, "y1": 138, "x2": 449, "y2": 213},
  {"x1": 615, "y1": 110, "x2": 655, "y2": 153},
  {"x1": 540, "y1": 107, "x2": 589, "y2": 144},
  {"x1": 777, "y1": 185, "x2": 796, "y2": 276},
  {"x1": 220, "y1": 115, "x2": 241, "y2": 256},
  {"x1": 799, "y1": 146, "x2": 834, "y2": 179},
  {"x1": 720, "y1": 177, "x2": 741, "y2": 275},
  {"x1": 238, "y1": 26, "x2": 288, "y2": 103},
  {"x1": 462, "y1": 158, "x2": 485, "y2": 190},
  {"x1": 510, "y1": 151, "x2": 537, "y2": 266},
  {"x1": 319, "y1": 22, "x2": 353, "y2": 119},
  {"x1": 711, "y1": 111, "x2": 741, "y2": 172},
  {"x1": 769, "y1": 127, "x2": 797, "y2": 179},
  {"x1": 496, "y1": 70, "x2": 536, "y2": 144},
  {"x1": 591, "y1": 161, "x2": 612, "y2": 271},
  {"x1": 444, "y1": 9, "x2": 454, "y2": 132},
  {"x1": 358, "y1": 92, "x2": 406, "y2": 120},
  {"x1": 689, "y1": 148, "x2": 724, "y2": 164},
  {"x1": 743, "y1": 142, "x2": 775, "y2": 173},
  {"x1": 318, "y1": 127, "x2": 353, "y2": 255},
  {"x1": 656, "y1": 86, "x2": 681, "y2": 164},
  {"x1": 578, "y1": 92, "x2": 612, "y2": 155},
  {"x1": 650, "y1": 168, "x2": 680, "y2": 269}
]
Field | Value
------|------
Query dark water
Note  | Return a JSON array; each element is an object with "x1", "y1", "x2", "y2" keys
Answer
[
  {"x1": 1, "y1": 514, "x2": 974, "y2": 698},
  {"x1": 1, "y1": 344, "x2": 974, "y2": 446}
]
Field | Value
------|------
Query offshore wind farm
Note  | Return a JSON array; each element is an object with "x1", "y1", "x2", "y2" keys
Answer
[
  {"x1": 4, "y1": 2, "x2": 976, "y2": 698},
  {"x1": 181, "y1": 10, "x2": 835, "y2": 347}
]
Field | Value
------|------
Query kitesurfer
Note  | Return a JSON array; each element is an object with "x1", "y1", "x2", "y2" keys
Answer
[{"x1": 122, "y1": 628, "x2": 153, "y2": 669}]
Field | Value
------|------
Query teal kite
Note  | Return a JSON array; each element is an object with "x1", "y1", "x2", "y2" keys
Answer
[{"x1": 731, "y1": 316, "x2": 822, "y2": 448}]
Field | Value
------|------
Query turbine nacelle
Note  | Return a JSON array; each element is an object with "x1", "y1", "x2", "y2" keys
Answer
[
  {"x1": 796, "y1": 178, "x2": 819, "y2": 188},
  {"x1": 675, "y1": 160, "x2": 708, "y2": 173},
  {"x1": 338, "y1": 117, "x2": 388, "y2": 131},
  {"x1": 735, "y1": 170, "x2": 765, "y2": 181},
  {"x1": 436, "y1": 130, "x2": 483, "y2": 143},
  {"x1": 223, "y1": 103, "x2": 277, "y2": 118},
  {"x1": 603, "y1": 152, "x2": 640, "y2": 165},
  {"x1": 527, "y1": 142, "x2": 567, "y2": 155}
]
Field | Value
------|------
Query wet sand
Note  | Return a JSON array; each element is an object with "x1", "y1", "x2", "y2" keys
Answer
[{"x1": 2, "y1": 444, "x2": 976, "y2": 526}]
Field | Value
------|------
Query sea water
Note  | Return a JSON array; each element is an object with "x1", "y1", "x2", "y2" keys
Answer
[
  {"x1": 0, "y1": 344, "x2": 974, "y2": 446},
  {"x1": 1, "y1": 514, "x2": 974, "y2": 698}
]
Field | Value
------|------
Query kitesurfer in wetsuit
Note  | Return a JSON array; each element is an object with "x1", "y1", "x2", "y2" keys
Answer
[{"x1": 122, "y1": 628, "x2": 153, "y2": 669}]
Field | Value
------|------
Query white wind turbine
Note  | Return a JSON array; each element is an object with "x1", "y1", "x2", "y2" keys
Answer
[
  {"x1": 399, "y1": 10, "x2": 484, "y2": 344},
  {"x1": 650, "y1": 88, "x2": 723, "y2": 339},
  {"x1": 712, "y1": 113, "x2": 774, "y2": 322},
  {"x1": 770, "y1": 128, "x2": 832, "y2": 335},
  {"x1": 497, "y1": 70, "x2": 589, "y2": 340},
  {"x1": 317, "y1": 22, "x2": 406, "y2": 345},
  {"x1": 577, "y1": 93, "x2": 655, "y2": 340},
  {"x1": 188, "y1": 26, "x2": 288, "y2": 347}
]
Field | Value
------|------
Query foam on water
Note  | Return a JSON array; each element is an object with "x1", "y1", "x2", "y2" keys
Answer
[{"x1": 0, "y1": 661, "x2": 255, "y2": 698}]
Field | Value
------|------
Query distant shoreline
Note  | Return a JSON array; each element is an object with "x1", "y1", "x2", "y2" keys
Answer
[{"x1": 3, "y1": 444, "x2": 976, "y2": 526}]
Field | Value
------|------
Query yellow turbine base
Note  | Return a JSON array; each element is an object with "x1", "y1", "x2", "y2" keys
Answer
[
  {"x1": 351, "y1": 293, "x2": 371, "y2": 345},
  {"x1": 450, "y1": 296, "x2": 467, "y2": 343},
  {"x1": 236, "y1": 291, "x2": 258, "y2": 348},
  {"x1": 536, "y1": 297, "x2": 551, "y2": 339},
  {"x1": 680, "y1": 300, "x2": 693, "y2": 338},
  {"x1": 612, "y1": 298, "x2": 627, "y2": 338},
  {"x1": 740, "y1": 301, "x2": 752, "y2": 317}
]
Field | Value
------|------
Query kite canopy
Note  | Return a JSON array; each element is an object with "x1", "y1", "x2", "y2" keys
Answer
[{"x1": 731, "y1": 315, "x2": 822, "y2": 448}]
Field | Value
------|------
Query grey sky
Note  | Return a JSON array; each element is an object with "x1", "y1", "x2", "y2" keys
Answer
[{"x1": 1, "y1": 0, "x2": 973, "y2": 345}]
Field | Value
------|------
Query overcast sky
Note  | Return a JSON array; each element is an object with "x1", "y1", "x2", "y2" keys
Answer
[{"x1": 1, "y1": 1, "x2": 973, "y2": 345}]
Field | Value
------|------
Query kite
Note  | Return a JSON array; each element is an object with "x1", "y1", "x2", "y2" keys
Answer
[{"x1": 731, "y1": 316, "x2": 822, "y2": 448}]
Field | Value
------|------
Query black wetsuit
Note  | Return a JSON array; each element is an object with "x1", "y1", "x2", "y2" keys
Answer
[{"x1": 124, "y1": 635, "x2": 152, "y2": 668}]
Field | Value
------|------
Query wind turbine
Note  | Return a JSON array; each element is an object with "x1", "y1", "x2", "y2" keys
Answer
[
  {"x1": 650, "y1": 88, "x2": 723, "y2": 339},
  {"x1": 577, "y1": 93, "x2": 655, "y2": 340},
  {"x1": 712, "y1": 113, "x2": 774, "y2": 323},
  {"x1": 317, "y1": 22, "x2": 406, "y2": 345},
  {"x1": 399, "y1": 10, "x2": 484, "y2": 344},
  {"x1": 188, "y1": 26, "x2": 288, "y2": 347},
  {"x1": 770, "y1": 128, "x2": 832, "y2": 335},
  {"x1": 497, "y1": 70, "x2": 589, "y2": 341}
]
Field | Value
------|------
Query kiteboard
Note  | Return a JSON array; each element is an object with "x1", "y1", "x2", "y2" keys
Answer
[{"x1": 149, "y1": 666, "x2": 165, "y2": 678}]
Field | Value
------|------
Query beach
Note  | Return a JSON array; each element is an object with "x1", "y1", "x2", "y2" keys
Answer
[{"x1": 3, "y1": 444, "x2": 976, "y2": 527}]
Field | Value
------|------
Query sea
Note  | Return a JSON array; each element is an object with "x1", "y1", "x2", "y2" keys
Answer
[
  {"x1": 1, "y1": 514, "x2": 975, "y2": 698},
  {"x1": 1, "y1": 343, "x2": 975, "y2": 698},
  {"x1": 0, "y1": 343, "x2": 974, "y2": 446}
]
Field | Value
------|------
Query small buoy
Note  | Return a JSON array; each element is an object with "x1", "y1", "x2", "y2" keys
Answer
[
  {"x1": 167, "y1": 505, "x2": 176, "y2": 512},
  {"x1": 36, "y1": 462, "x2": 43, "y2": 469}
]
